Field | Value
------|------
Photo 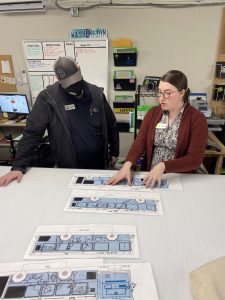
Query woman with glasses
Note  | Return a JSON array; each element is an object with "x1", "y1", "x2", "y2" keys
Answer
[{"x1": 108, "y1": 70, "x2": 208, "y2": 188}]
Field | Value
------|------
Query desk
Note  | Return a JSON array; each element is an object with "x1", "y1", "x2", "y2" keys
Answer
[
  {"x1": 0, "y1": 118, "x2": 26, "y2": 161},
  {"x1": 0, "y1": 118, "x2": 26, "y2": 135},
  {"x1": 0, "y1": 167, "x2": 225, "y2": 300},
  {"x1": 204, "y1": 131, "x2": 225, "y2": 174}
]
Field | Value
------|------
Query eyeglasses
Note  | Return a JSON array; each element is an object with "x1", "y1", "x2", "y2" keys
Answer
[{"x1": 155, "y1": 90, "x2": 178, "y2": 99}]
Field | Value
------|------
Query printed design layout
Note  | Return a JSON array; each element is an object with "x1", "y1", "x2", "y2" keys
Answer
[
  {"x1": 68, "y1": 171, "x2": 182, "y2": 191},
  {"x1": 0, "y1": 260, "x2": 159, "y2": 300},
  {"x1": 24, "y1": 225, "x2": 139, "y2": 259},
  {"x1": 65, "y1": 190, "x2": 162, "y2": 215}
]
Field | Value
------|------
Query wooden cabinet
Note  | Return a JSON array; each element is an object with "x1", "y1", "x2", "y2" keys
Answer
[{"x1": 211, "y1": 8, "x2": 225, "y2": 116}]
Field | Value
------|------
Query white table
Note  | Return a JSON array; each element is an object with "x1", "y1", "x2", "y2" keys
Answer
[{"x1": 0, "y1": 166, "x2": 224, "y2": 300}]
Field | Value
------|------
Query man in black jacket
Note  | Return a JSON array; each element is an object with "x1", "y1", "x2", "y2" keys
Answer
[{"x1": 0, "y1": 56, "x2": 119, "y2": 186}]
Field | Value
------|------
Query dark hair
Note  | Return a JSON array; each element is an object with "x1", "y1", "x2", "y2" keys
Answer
[{"x1": 161, "y1": 70, "x2": 190, "y2": 103}]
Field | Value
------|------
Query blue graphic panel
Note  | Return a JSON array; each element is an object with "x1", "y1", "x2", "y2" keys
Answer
[
  {"x1": 99, "y1": 272, "x2": 133, "y2": 299},
  {"x1": 33, "y1": 234, "x2": 132, "y2": 254},
  {"x1": 71, "y1": 197, "x2": 157, "y2": 212},
  {"x1": 0, "y1": 270, "x2": 133, "y2": 299},
  {"x1": 74, "y1": 176, "x2": 169, "y2": 189}
]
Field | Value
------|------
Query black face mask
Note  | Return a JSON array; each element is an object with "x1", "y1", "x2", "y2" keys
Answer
[{"x1": 65, "y1": 80, "x2": 84, "y2": 97}]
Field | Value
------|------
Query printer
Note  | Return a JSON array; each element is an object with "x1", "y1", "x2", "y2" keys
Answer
[{"x1": 189, "y1": 93, "x2": 212, "y2": 118}]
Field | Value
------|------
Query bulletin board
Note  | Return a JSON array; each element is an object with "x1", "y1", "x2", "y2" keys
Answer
[
  {"x1": 22, "y1": 40, "x2": 108, "y2": 103},
  {"x1": 0, "y1": 55, "x2": 17, "y2": 92}
]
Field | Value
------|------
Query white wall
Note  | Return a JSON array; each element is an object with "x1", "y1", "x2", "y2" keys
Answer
[
  {"x1": 0, "y1": 6, "x2": 223, "y2": 100},
  {"x1": 0, "y1": 6, "x2": 223, "y2": 155}
]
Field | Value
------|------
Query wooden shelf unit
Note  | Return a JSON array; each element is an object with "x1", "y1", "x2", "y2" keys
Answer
[{"x1": 211, "y1": 8, "x2": 225, "y2": 117}]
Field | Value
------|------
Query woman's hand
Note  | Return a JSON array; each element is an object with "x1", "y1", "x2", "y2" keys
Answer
[
  {"x1": 0, "y1": 171, "x2": 23, "y2": 187},
  {"x1": 142, "y1": 162, "x2": 166, "y2": 188},
  {"x1": 107, "y1": 161, "x2": 133, "y2": 186}
]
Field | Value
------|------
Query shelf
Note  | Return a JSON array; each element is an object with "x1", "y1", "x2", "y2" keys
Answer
[
  {"x1": 0, "y1": 118, "x2": 26, "y2": 127},
  {"x1": 210, "y1": 8, "x2": 225, "y2": 116},
  {"x1": 210, "y1": 100, "x2": 225, "y2": 117}
]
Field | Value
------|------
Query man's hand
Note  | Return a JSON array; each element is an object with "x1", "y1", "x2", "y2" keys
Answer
[
  {"x1": 107, "y1": 161, "x2": 133, "y2": 186},
  {"x1": 142, "y1": 162, "x2": 166, "y2": 189},
  {"x1": 0, "y1": 171, "x2": 23, "y2": 187}
]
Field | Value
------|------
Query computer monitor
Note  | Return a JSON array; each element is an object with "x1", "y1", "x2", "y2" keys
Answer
[{"x1": 0, "y1": 93, "x2": 30, "y2": 117}]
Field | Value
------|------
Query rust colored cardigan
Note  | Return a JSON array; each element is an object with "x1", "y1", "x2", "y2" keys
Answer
[{"x1": 126, "y1": 103, "x2": 208, "y2": 173}]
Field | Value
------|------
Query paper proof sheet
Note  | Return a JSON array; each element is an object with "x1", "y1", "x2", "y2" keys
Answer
[
  {"x1": 65, "y1": 189, "x2": 163, "y2": 215},
  {"x1": 24, "y1": 225, "x2": 139, "y2": 259},
  {"x1": 0, "y1": 259, "x2": 159, "y2": 300}
]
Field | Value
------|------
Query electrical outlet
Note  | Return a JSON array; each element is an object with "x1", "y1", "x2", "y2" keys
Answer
[
  {"x1": 70, "y1": 7, "x2": 79, "y2": 17},
  {"x1": 21, "y1": 70, "x2": 28, "y2": 84}
]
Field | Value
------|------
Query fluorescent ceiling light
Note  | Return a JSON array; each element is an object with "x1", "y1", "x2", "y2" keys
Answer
[{"x1": 0, "y1": 1, "x2": 45, "y2": 13}]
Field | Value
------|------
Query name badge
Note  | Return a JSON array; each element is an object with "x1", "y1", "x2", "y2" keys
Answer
[
  {"x1": 156, "y1": 122, "x2": 167, "y2": 129},
  {"x1": 64, "y1": 104, "x2": 75, "y2": 111}
]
